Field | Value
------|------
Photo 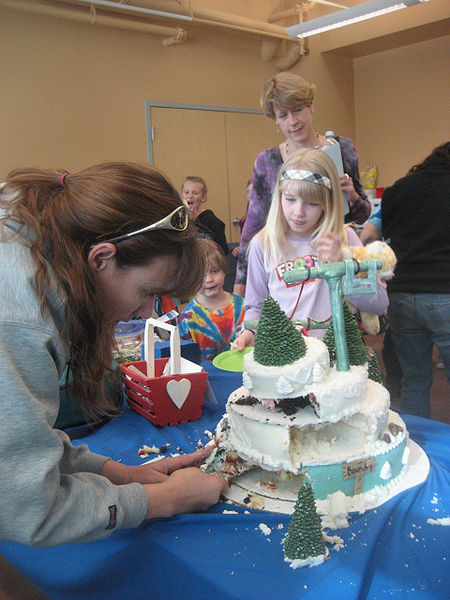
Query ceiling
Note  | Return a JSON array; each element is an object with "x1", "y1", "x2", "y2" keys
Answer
[{"x1": 5, "y1": 0, "x2": 450, "y2": 57}]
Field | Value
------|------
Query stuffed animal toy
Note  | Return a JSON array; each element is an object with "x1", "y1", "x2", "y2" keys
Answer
[{"x1": 341, "y1": 240, "x2": 397, "y2": 335}]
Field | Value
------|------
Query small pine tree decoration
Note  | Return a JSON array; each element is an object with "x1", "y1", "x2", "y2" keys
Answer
[
  {"x1": 283, "y1": 479, "x2": 327, "y2": 566},
  {"x1": 254, "y1": 296, "x2": 306, "y2": 367},
  {"x1": 366, "y1": 346, "x2": 383, "y2": 383},
  {"x1": 323, "y1": 302, "x2": 367, "y2": 367},
  {"x1": 323, "y1": 320, "x2": 337, "y2": 364}
]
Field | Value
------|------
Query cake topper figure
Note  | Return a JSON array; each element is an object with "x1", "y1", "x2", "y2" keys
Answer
[{"x1": 283, "y1": 258, "x2": 381, "y2": 371}]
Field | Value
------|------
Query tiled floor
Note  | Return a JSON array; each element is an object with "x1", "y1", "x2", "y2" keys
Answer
[{"x1": 366, "y1": 333, "x2": 450, "y2": 424}]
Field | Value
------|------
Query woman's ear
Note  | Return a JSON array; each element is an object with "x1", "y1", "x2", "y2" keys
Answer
[{"x1": 87, "y1": 243, "x2": 117, "y2": 272}]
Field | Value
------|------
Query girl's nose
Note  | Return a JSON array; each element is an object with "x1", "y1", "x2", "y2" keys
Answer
[{"x1": 295, "y1": 201, "x2": 306, "y2": 216}]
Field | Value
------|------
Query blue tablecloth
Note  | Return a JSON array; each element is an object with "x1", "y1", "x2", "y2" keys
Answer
[{"x1": 1, "y1": 363, "x2": 449, "y2": 600}]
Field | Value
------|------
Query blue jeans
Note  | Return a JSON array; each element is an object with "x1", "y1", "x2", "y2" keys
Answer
[{"x1": 387, "y1": 292, "x2": 450, "y2": 418}]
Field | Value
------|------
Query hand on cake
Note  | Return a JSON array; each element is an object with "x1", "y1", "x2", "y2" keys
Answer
[
  {"x1": 144, "y1": 468, "x2": 229, "y2": 519},
  {"x1": 102, "y1": 447, "x2": 217, "y2": 485}
]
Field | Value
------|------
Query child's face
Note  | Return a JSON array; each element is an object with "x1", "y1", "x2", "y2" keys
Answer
[
  {"x1": 281, "y1": 191, "x2": 323, "y2": 238},
  {"x1": 182, "y1": 181, "x2": 206, "y2": 219},
  {"x1": 198, "y1": 263, "x2": 226, "y2": 299}
]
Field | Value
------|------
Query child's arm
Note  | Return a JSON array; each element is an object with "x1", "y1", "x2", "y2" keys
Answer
[
  {"x1": 232, "y1": 328, "x2": 254, "y2": 351},
  {"x1": 232, "y1": 240, "x2": 267, "y2": 350}
]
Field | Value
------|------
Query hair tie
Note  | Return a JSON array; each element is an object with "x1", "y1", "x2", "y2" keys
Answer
[{"x1": 60, "y1": 173, "x2": 68, "y2": 186}]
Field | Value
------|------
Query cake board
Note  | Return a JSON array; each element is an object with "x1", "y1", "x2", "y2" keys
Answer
[{"x1": 221, "y1": 438, "x2": 429, "y2": 515}]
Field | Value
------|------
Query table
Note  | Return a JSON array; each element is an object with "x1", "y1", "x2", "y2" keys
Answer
[{"x1": 0, "y1": 362, "x2": 448, "y2": 600}]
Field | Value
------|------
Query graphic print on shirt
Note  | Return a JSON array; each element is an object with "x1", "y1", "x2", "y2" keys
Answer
[{"x1": 275, "y1": 254, "x2": 320, "y2": 288}]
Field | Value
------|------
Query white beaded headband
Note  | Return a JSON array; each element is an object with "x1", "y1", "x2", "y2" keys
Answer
[{"x1": 280, "y1": 169, "x2": 331, "y2": 190}]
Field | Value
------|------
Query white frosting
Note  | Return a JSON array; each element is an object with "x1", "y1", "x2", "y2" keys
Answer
[
  {"x1": 226, "y1": 380, "x2": 392, "y2": 473},
  {"x1": 243, "y1": 336, "x2": 330, "y2": 399},
  {"x1": 242, "y1": 336, "x2": 368, "y2": 421}
]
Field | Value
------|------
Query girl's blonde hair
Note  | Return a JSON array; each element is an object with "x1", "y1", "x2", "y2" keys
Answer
[{"x1": 256, "y1": 148, "x2": 345, "y2": 267}]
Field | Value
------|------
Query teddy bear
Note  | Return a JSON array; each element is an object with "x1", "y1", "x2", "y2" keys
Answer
[{"x1": 341, "y1": 240, "x2": 397, "y2": 335}]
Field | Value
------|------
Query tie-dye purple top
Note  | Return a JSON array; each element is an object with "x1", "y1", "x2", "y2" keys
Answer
[{"x1": 235, "y1": 137, "x2": 370, "y2": 286}]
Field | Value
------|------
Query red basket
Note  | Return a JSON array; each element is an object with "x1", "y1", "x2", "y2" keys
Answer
[{"x1": 119, "y1": 358, "x2": 208, "y2": 426}]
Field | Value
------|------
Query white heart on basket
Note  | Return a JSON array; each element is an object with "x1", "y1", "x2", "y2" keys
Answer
[{"x1": 166, "y1": 378, "x2": 191, "y2": 409}]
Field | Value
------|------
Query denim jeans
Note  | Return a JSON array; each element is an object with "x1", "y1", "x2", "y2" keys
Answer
[{"x1": 387, "y1": 292, "x2": 450, "y2": 418}]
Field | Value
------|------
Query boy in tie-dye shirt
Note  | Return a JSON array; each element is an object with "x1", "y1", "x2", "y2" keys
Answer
[{"x1": 178, "y1": 240, "x2": 245, "y2": 360}]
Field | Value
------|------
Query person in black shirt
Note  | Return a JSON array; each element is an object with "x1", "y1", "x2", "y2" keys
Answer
[{"x1": 382, "y1": 141, "x2": 450, "y2": 418}]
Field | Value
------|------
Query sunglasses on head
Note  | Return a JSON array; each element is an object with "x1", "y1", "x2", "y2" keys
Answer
[{"x1": 94, "y1": 203, "x2": 189, "y2": 246}]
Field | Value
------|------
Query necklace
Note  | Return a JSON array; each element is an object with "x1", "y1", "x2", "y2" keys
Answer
[{"x1": 285, "y1": 133, "x2": 320, "y2": 157}]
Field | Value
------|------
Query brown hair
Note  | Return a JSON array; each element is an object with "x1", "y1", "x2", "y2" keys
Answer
[
  {"x1": 199, "y1": 238, "x2": 227, "y2": 273},
  {"x1": 182, "y1": 175, "x2": 207, "y2": 196},
  {"x1": 0, "y1": 162, "x2": 205, "y2": 417},
  {"x1": 261, "y1": 72, "x2": 315, "y2": 120}
]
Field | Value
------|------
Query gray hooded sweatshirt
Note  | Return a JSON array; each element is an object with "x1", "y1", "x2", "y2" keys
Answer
[{"x1": 0, "y1": 211, "x2": 148, "y2": 546}]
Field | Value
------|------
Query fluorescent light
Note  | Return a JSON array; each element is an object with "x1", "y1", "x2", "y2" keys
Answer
[{"x1": 286, "y1": 0, "x2": 429, "y2": 38}]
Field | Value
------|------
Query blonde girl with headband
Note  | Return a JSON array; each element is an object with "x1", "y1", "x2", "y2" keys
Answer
[
  {"x1": 234, "y1": 149, "x2": 388, "y2": 349},
  {"x1": 0, "y1": 162, "x2": 227, "y2": 547}
]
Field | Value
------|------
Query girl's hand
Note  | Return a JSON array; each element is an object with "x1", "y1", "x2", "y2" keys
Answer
[
  {"x1": 144, "y1": 468, "x2": 228, "y2": 518},
  {"x1": 339, "y1": 173, "x2": 358, "y2": 206},
  {"x1": 316, "y1": 231, "x2": 343, "y2": 263},
  {"x1": 231, "y1": 329, "x2": 254, "y2": 351}
]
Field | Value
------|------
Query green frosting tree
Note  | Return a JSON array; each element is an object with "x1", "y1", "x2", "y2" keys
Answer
[
  {"x1": 323, "y1": 302, "x2": 367, "y2": 367},
  {"x1": 366, "y1": 346, "x2": 383, "y2": 383},
  {"x1": 254, "y1": 296, "x2": 306, "y2": 367},
  {"x1": 283, "y1": 479, "x2": 326, "y2": 563}
]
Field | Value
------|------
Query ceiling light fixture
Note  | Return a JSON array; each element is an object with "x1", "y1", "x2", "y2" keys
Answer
[{"x1": 286, "y1": 0, "x2": 430, "y2": 39}]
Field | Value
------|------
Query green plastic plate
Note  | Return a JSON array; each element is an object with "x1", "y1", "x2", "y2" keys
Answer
[{"x1": 212, "y1": 347, "x2": 253, "y2": 372}]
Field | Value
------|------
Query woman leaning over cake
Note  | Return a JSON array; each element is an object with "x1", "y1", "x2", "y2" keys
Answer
[
  {"x1": 0, "y1": 163, "x2": 227, "y2": 547},
  {"x1": 233, "y1": 72, "x2": 370, "y2": 297}
]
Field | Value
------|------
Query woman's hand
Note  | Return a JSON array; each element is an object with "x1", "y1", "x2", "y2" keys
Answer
[
  {"x1": 339, "y1": 173, "x2": 359, "y2": 207},
  {"x1": 316, "y1": 231, "x2": 343, "y2": 264},
  {"x1": 144, "y1": 446, "x2": 214, "y2": 477},
  {"x1": 144, "y1": 468, "x2": 228, "y2": 518},
  {"x1": 101, "y1": 446, "x2": 214, "y2": 486},
  {"x1": 231, "y1": 245, "x2": 240, "y2": 258},
  {"x1": 231, "y1": 328, "x2": 254, "y2": 351}
]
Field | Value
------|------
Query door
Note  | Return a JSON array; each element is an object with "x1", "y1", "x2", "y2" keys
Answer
[{"x1": 147, "y1": 102, "x2": 279, "y2": 243}]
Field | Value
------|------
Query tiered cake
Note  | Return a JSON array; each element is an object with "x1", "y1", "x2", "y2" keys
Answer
[{"x1": 205, "y1": 297, "x2": 411, "y2": 513}]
